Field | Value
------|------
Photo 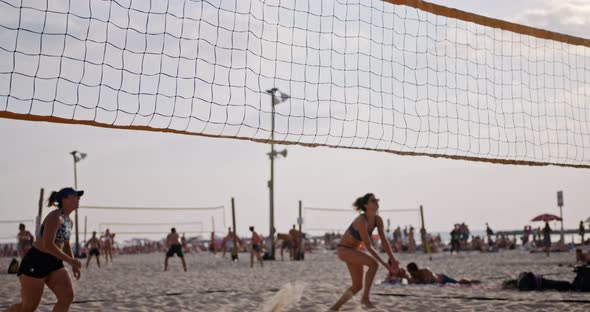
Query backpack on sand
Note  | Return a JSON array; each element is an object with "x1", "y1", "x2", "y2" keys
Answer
[
  {"x1": 573, "y1": 265, "x2": 590, "y2": 292},
  {"x1": 8, "y1": 258, "x2": 19, "y2": 274}
]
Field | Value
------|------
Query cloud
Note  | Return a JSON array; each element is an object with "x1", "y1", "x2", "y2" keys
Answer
[{"x1": 513, "y1": 0, "x2": 590, "y2": 38}]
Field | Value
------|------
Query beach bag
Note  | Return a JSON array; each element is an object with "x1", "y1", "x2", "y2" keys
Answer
[
  {"x1": 573, "y1": 265, "x2": 590, "y2": 292},
  {"x1": 8, "y1": 258, "x2": 19, "y2": 274},
  {"x1": 516, "y1": 272, "x2": 537, "y2": 291}
]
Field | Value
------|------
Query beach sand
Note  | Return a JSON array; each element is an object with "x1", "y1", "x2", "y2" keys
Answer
[{"x1": 1, "y1": 249, "x2": 589, "y2": 311}]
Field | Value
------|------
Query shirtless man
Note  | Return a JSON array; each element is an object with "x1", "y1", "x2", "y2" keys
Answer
[
  {"x1": 289, "y1": 225, "x2": 300, "y2": 259},
  {"x1": 406, "y1": 262, "x2": 480, "y2": 285},
  {"x1": 164, "y1": 228, "x2": 187, "y2": 272},
  {"x1": 85, "y1": 231, "x2": 101, "y2": 268},
  {"x1": 278, "y1": 233, "x2": 292, "y2": 261},
  {"x1": 209, "y1": 231, "x2": 217, "y2": 255},
  {"x1": 576, "y1": 249, "x2": 590, "y2": 265},
  {"x1": 17, "y1": 223, "x2": 35, "y2": 257}
]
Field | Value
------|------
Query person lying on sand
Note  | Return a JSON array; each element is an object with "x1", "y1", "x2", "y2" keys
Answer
[
  {"x1": 405, "y1": 262, "x2": 481, "y2": 285},
  {"x1": 384, "y1": 266, "x2": 412, "y2": 284},
  {"x1": 576, "y1": 249, "x2": 590, "y2": 265}
]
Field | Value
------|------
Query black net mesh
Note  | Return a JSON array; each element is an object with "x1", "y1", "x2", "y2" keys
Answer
[{"x1": 1, "y1": 0, "x2": 589, "y2": 167}]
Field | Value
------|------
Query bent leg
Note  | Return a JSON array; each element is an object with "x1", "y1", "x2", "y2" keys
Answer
[
  {"x1": 180, "y1": 257, "x2": 187, "y2": 272},
  {"x1": 7, "y1": 275, "x2": 45, "y2": 312},
  {"x1": 329, "y1": 263, "x2": 363, "y2": 311},
  {"x1": 330, "y1": 248, "x2": 378, "y2": 311},
  {"x1": 45, "y1": 268, "x2": 74, "y2": 312},
  {"x1": 257, "y1": 252, "x2": 264, "y2": 267}
]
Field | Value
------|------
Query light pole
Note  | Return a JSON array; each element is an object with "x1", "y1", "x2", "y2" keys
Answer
[
  {"x1": 266, "y1": 87, "x2": 290, "y2": 260},
  {"x1": 557, "y1": 191, "x2": 564, "y2": 243},
  {"x1": 70, "y1": 150, "x2": 87, "y2": 257}
]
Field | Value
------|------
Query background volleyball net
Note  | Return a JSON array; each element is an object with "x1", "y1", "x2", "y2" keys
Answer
[
  {"x1": 80, "y1": 204, "x2": 225, "y2": 241},
  {"x1": 1, "y1": 0, "x2": 589, "y2": 167},
  {"x1": 0, "y1": 219, "x2": 35, "y2": 243},
  {"x1": 303, "y1": 206, "x2": 421, "y2": 236}
]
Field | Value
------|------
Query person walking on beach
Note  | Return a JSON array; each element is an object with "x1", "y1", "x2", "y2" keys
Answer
[
  {"x1": 249, "y1": 226, "x2": 264, "y2": 268},
  {"x1": 222, "y1": 227, "x2": 232, "y2": 258},
  {"x1": 485, "y1": 222, "x2": 494, "y2": 246},
  {"x1": 164, "y1": 227, "x2": 187, "y2": 272},
  {"x1": 102, "y1": 228, "x2": 115, "y2": 264},
  {"x1": 450, "y1": 224, "x2": 461, "y2": 254},
  {"x1": 289, "y1": 224, "x2": 300, "y2": 259},
  {"x1": 580, "y1": 221, "x2": 586, "y2": 243},
  {"x1": 407, "y1": 226, "x2": 416, "y2": 253},
  {"x1": 17, "y1": 223, "x2": 34, "y2": 258},
  {"x1": 329, "y1": 193, "x2": 399, "y2": 311},
  {"x1": 543, "y1": 221, "x2": 552, "y2": 256},
  {"x1": 6, "y1": 188, "x2": 84, "y2": 312},
  {"x1": 222, "y1": 227, "x2": 242, "y2": 258},
  {"x1": 392, "y1": 226, "x2": 402, "y2": 252},
  {"x1": 85, "y1": 231, "x2": 101, "y2": 268},
  {"x1": 278, "y1": 233, "x2": 292, "y2": 261},
  {"x1": 209, "y1": 231, "x2": 217, "y2": 255}
]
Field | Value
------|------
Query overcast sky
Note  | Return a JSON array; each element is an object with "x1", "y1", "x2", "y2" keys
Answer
[{"x1": 1, "y1": 0, "x2": 589, "y2": 241}]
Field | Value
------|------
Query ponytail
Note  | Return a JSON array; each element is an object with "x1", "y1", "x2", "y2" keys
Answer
[
  {"x1": 47, "y1": 191, "x2": 59, "y2": 207},
  {"x1": 353, "y1": 193, "x2": 374, "y2": 213}
]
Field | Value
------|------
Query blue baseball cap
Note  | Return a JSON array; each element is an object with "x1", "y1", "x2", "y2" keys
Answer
[{"x1": 57, "y1": 187, "x2": 84, "y2": 201}]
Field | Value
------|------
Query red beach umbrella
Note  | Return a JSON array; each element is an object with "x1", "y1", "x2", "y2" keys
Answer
[{"x1": 531, "y1": 214, "x2": 562, "y2": 222}]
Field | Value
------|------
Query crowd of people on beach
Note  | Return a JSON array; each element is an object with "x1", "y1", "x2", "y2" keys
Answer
[
  {"x1": 2, "y1": 187, "x2": 589, "y2": 311},
  {"x1": 318, "y1": 219, "x2": 590, "y2": 258}
]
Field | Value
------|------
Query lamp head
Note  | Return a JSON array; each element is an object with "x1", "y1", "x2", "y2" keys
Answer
[{"x1": 279, "y1": 92, "x2": 290, "y2": 101}]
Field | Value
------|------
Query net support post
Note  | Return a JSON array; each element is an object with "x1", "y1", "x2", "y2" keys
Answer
[
  {"x1": 419, "y1": 205, "x2": 430, "y2": 254},
  {"x1": 36, "y1": 188, "x2": 44, "y2": 235},
  {"x1": 231, "y1": 197, "x2": 238, "y2": 261},
  {"x1": 298, "y1": 200, "x2": 303, "y2": 260}
]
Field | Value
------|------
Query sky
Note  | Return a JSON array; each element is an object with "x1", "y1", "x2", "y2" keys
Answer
[{"x1": 1, "y1": 0, "x2": 589, "y2": 241}]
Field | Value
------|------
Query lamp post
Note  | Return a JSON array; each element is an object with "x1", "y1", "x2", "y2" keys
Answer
[
  {"x1": 557, "y1": 191, "x2": 564, "y2": 243},
  {"x1": 266, "y1": 87, "x2": 290, "y2": 260},
  {"x1": 70, "y1": 150, "x2": 87, "y2": 257}
]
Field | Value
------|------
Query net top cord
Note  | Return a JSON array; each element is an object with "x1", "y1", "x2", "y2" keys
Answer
[
  {"x1": 303, "y1": 206, "x2": 421, "y2": 234},
  {"x1": 1, "y1": 0, "x2": 589, "y2": 168}
]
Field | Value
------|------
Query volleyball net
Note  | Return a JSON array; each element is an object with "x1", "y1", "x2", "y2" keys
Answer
[
  {"x1": 80, "y1": 204, "x2": 225, "y2": 239},
  {"x1": 0, "y1": 219, "x2": 34, "y2": 242},
  {"x1": 303, "y1": 206, "x2": 420, "y2": 235},
  {"x1": 1, "y1": 0, "x2": 589, "y2": 167}
]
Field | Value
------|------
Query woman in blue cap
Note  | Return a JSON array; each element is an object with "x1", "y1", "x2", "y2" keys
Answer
[{"x1": 7, "y1": 187, "x2": 84, "y2": 312}]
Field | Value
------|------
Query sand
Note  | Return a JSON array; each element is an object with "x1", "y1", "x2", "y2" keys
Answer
[{"x1": 1, "y1": 249, "x2": 589, "y2": 311}]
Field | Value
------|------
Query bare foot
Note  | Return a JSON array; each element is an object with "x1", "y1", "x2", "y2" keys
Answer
[{"x1": 361, "y1": 299, "x2": 376, "y2": 309}]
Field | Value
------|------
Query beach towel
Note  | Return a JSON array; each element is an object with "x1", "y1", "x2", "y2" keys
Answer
[
  {"x1": 381, "y1": 280, "x2": 500, "y2": 290},
  {"x1": 515, "y1": 272, "x2": 573, "y2": 291}
]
